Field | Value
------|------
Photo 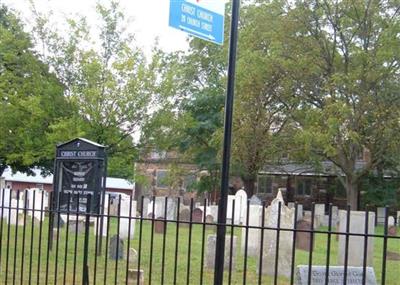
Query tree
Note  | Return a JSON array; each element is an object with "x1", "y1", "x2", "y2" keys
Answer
[
  {"x1": 0, "y1": 5, "x2": 67, "y2": 176},
  {"x1": 272, "y1": 0, "x2": 400, "y2": 209},
  {"x1": 30, "y1": 1, "x2": 158, "y2": 179}
]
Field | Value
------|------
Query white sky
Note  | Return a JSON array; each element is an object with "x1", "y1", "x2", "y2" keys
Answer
[{"x1": 2, "y1": 0, "x2": 190, "y2": 54}]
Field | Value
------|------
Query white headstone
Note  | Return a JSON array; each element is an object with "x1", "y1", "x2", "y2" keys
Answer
[
  {"x1": 94, "y1": 194, "x2": 110, "y2": 236},
  {"x1": 260, "y1": 190, "x2": 294, "y2": 278},
  {"x1": 207, "y1": 205, "x2": 218, "y2": 222},
  {"x1": 226, "y1": 195, "x2": 235, "y2": 222},
  {"x1": 118, "y1": 195, "x2": 136, "y2": 240},
  {"x1": 234, "y1": 189, "x2": 248, "y2": 225},
  {"x1": 166, "y1": 197, "x2": 177, "y2": 220},
  {"x1": 250, "y1": 195, "x2": 262, "y2": 206},
  {"x1": 142, "y1": 197, "x2": 150, "y2": 217},
  {"x1": 314, "y1": 204, "x2": 325, "y2": 227},
  {"x1": 9, "y1": 198, "x2": 24, "y2": 225},
  {"x1": 0, "y1": 188, "x2": 12, "y2": 218},
  {"x1": 338, "y1": 210, "x2": 375, "y2": 266},
  {"x1": 376, "y1": 207, "x2": 386, "y2": 224},
  {"x1": 241, "y1": 205, "x2": 263, "y2": 256},
  {"x1": 388, "y1": 216, "x2": 395, "y2": 227},
  {"x1": 397, "y1": 211, "x2": 400, "y2": 226}
]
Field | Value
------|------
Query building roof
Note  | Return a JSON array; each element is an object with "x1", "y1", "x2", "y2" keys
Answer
[{"x1": 1, "y1": 168, "x2": 133, "y2": 190}]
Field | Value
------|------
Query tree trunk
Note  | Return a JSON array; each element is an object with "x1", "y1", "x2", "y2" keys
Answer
[
  {"x1": 346, "y1": 178, "x2": 359, "y2": 210},
  {"x1": 242, "y1": 177, "x2": 256, "y2": 197}
]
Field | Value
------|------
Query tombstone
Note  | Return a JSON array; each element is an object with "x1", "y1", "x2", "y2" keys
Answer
[
  {"x1": 388, "y1": 216, "x2": 395, "y2": 227},
  {"x1": 127, "y1": 269, "x2": 144, "y2": 285},
  {"x1": 0, "y1": 188, "x2": 12, "y2": 218},
  {"x1": 141, "y1": 197, "x2": 150, "y2": 217},
  {"x1": 179, "y1": 208, "x2": 191, "y2": 223},
  {"x1": 166, "y1": 198, "x2": 177, "y2": 221},
  {"x1": 314, "y1": 204, "x2": 325, "y2": 228},
  {"x1": 241, "y1": 205, "x2": 263, "y2": 257},
  {"x1": 303, "y1": 210, "x2": 318, "y2": 227},
  {"x1": 9, "y1": 199, "x2": 25, "y2": 225},
  {"x1": 119, "y1": 195, "x2": 136, "y2": 240},
  {"x1": 128, "y1": 248, "x2": 138, "y2": 264},
  {"x1": 388, "y1": 226, "x2": 397, "y2": 236},
  {"x1": 234, "y1": 189, "x2": 248, "y2": 225},
  {"x1": 288, "y1": 203, "x2": 304, "y2": 221},
  {"x1": 295, "y1": 265, "x2": 377, "y2": 285},
  {"x1": 109, "y1": 235, "x2": 124, "y2": 260},
  {"x1": 207, "y1": 205, "x2": 218, "y2": 222},
  {"x1": 205, "y1": 235, "x2": 237, "y2": 269},
  {"x1": 397, "y1": 211, "x2": 400, "y2": 226},
  {"x1": 205, "y1": 215, "x2": 214, "y2": 230},
  {"x1": 26, "y1": 189, "x2": 47, "y2": 221},
  {"x1": 260, "y1": 190, "x2": 295, "y2": 278},
  {"x1": 249, "y1": 195, "x2": 262, "y2": 206},
  {"x1": 154, "y1": 217, "x2": 165, "y2": 234},
  {"x1": 338, "y1": 210, "x2": 375, "y2": 266},
  {"x1": 376, "y1": 207, "x2": 386, "y2": 224},
  {"x1": 192, "y1": 208, "x2": 203, "y2": 223},
  {"x1": 148, "y1": 197, "x2": 166, "y2": 219},
  {"x1": 94, "y1": 194, "x2": 109, "y2": 237},
  {"x1": 226, "y1": 195, "x2": 235, "y2": 222},
  {"x1": 295, "y1": 220, "x2": 313, "y2": 251}
]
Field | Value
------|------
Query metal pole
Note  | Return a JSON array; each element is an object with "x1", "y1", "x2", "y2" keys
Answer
[{"x1": 214, "y1": 1, "x2": 240, "y2": 284}]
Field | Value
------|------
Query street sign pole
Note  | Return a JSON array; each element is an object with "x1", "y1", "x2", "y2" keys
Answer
[{"x1": 214, "y1": 1, "x2": 240, "y2": 284}]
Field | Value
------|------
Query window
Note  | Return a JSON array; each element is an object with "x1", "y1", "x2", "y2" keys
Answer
[
  {"x1": 297, "y1": 178, "x2": 312, "y2": 196},
  {"x1": 258, "y1": 175, "x2": 273, "y2": 194},
  {"x1": 156, "y1": 170, "x2": 169, "y2": 188}
]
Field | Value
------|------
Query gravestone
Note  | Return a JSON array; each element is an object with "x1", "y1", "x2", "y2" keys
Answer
[
  {"x1": 207, "y1": 205, "x2": 218, "y2": 222},
  {"x1": 109, "y1": 235, "x2": 124, "y2": 260},
  {"x1": 166, "y1": 197, "x2": 177, "y2": 221},
  {"x1": 142, "y1": 197, "x2": 150, "y2": 217},
  {"x1": 295, "y1": 265, "x2": 377, "y2": 285},
  {"x1": 388, "y1": 226, "x2": 397, "y2": 236},
  {"x1": 250, "y1": 195, "x2": 262, "y2": 206},
  {"x1": 0, "y1": 188, "x2": 11, "y2": 218},
  {"x1": 338, "y1": 210, "x2": 375, "y2": 266},
  {"x1": 260, "y1": 190, "x2": 295, "y2": 278},
  {"x1": 314, "y1": 204, "x2": 325, "y2": 228},
  {"x1": 388, "y1": 216, "x2": 395, "y2": 227},
  {"x1": 127, "y1": 269, "x2": 144, "y2": 285},
  {"x1": 206, "y1": 235, "x2": 237, "y2": 269},
  {"x1": 241, "y1": 205, "x2": 263, "y2": 257},
  {"x1": 192, "y1": 208, "x2": 203, "y2": 223},
  {"x1": 295, "y1": 220, "x2": 313, "y2": 251},
  {"x1": 397, "y1": 211, "x2": 400, "y2": 226},
  {"x1": 9, "y1": 199, "x2": 24, "y2": 226},
  {"x1": 154, "y1": 217, "x2": 165, "y2": 234},
  {"x1": 94, "y1": 194, "x2": 109, "y2": 236},
  {"x1": 303, "y1": 210, "x2": 318, "y2": 227},
  {"x1": 376, "y1": 207, "x2": 386, "y2": 224},
  {"x1": 226, "y1": 195, "x2": 236, "y2": 223},
  {"x1": 179, "y1": 208, "x2": 190, "y2": 222},
  {"x1": 234, "y1": 189, "x2": 248, "y2": 225},
  {"x1": 205, "y1": 215, "x2": 214, "y2": 230},
  {"x1": 288, "y1": 203, "x2": 304, "y2": 221},
  {"x1": 119, "y1": 196, "x2": 136, "y2": 239}
]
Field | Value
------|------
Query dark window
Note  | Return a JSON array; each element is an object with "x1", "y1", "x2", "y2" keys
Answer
[
  {"x1": 297, "y1": 178, "x2": 312, "y2": 195},
  {"x1": 156, "y1": 170, "x2": 169, "y2": 188},
  {"x1": 258, "y1": 175, "x2": 273, "y2": 194},
  {"x1": 183, "y1": 174, "x2": 196, "y2": 191}
]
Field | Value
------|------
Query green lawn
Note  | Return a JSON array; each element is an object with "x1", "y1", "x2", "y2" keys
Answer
[{"x1": 0, "y1": 215, "x2": 399, "y2": 284}]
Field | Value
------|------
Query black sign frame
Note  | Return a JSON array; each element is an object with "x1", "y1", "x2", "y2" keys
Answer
[{"x1": 53, "y1": 138, "x2": 107, "y2": 214}]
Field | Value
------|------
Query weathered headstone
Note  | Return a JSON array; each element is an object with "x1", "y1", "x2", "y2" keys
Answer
[
  {"x1": 154, "y1": 217, "x2": 165, "y2": 234},
  {"x1": 94, "y1": 194, "x2": 109, "y2": 236},
  {"x1": 397, "y1": 211, "x2": 400, "y2": 226},
  {"x1": 288, "y1": 203, "x2": 304, "y2": 221},
  {"x1": 241, "y1": 205, "x2": 263, "y2": 256},
  {"x1": 207, "y1": 205, "x2": 218, "y2": 222},
  {"x1": 260, "y1": 190, "x2": 294, "y2": 278},
  {"x1": 127, "y1": 269, "x2": 144, "y2": 285},
  {"x1": 119, "y1": 195, "x2": 136, "y2": 239},
  {"x1": 338, "y1": 210, "x2": 375, "y2": 266},
  {"x1": 226, "y1": 195, "x2": 236, "y2": 223},
  {"x1": 0, "y1": 188, "x2": 11, "y2": 218},
  {"x1": 376, "y1": 207, "x2": 386, "y2": 224},
  {"x1": 142, "y1": 197, "x2": 150, "y2": 217},
  {"x1": 179, "y1": 208, "x2": 191, "y2": 222},
  {"x1": 234, "y1": 189, "x2": 248, "y2": 225},
  {"x1": 249, "y1": 195, "x2": 262, "y2": 206},
  {"x1": 166, "y1": 197, "x2": 177, "y2": 221},
  {"x1": 192, "y1": 208, "x2": 203, "y2": 223},
  {"x1": 295, "y1": 220, "x2": 313, "y2": 251},
  {"x1": 109, "y1": 235, "x2": 124, "y2": 260},
  {"x1": 388, "y1": 216, "x2": 395, "y2": 227},
  {"x1": 206, "y1": 235, "x2": 237, "y2": 269},
  {"x1": 314, "y1": 204, "x2": 325, "y2": 228},
  {"x1": 295, "y1": 265, "x2": 377, "y2": 285}
]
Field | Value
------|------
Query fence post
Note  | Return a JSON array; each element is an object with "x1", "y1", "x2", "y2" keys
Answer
[
  {"x1": 82, "y1": 194, "x2": 92, "y2": 285},
  {"x1": 214, "y1": 1, "x2": 240, "y2": 284}
]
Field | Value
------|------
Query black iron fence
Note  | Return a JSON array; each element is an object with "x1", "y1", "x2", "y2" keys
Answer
[{"x1": 0, "y1": 189, "x2": 399, "y2": 284}]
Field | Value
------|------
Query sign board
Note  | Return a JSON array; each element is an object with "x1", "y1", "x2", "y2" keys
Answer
[
  {"x1": 295, "y1": 265, "x2": 377, "y2": 285},
  {"x1": 53, "y1": 138, "x2": 107, "y2": 214},
  {"x1": 169, "y1": 0, "x2": 225, "y2": 45}
]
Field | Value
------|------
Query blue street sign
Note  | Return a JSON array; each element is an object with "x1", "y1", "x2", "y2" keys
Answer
[{"x1": 169, "y1": 0, "x2": 225, "y2": 45}]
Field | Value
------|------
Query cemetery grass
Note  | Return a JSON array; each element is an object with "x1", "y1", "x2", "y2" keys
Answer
[{"x1": 0, "y1": 217, "x2": 399, "y2": 284}]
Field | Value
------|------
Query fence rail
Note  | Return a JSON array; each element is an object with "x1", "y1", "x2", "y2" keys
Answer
[{"x1": 0, "y1": 188, "x2": 399, "y2": 284}]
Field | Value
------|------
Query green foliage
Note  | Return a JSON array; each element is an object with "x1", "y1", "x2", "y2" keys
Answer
[
  {"x1": 361, "y1": 176, "x2": 400, "y2": 208},
  {"x1": 0, "y1": 5, "x2": 68, "y2": 175}
]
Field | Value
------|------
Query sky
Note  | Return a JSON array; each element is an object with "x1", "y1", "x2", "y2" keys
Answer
[{"x1": 2, "y1": 0, "x2": 191, "y2": 54}]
